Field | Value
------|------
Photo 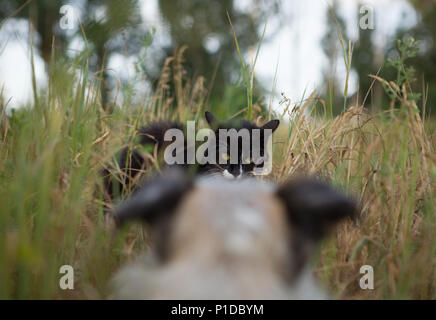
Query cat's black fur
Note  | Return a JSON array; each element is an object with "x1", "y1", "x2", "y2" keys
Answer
[
  {"x1": 102, "y1": 112, "x2": 280, "y2": 204},
  {"x1": 101, "y1": 121, "x2": 184, "y2": 203},
  {"x1": 202, "y1": 111, "x2": 280, "y2": 177}
]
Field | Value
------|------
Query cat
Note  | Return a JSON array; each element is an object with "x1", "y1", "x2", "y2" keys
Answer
[
  {"x1": 200, "y1": 111, "x2": 280, "y2": 178},
  {"x1": 101, "y1": 121, "x2": 184, "y2": 203},
  {"x1": 101, "y1": 111, "x2": 280, "y2": 203}
]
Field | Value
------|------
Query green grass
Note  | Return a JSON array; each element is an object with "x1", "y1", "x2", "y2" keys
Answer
[
  {"x1": 0, "y1": 35, "x2": 435, "y2": 300},
  {"x1": 0, "y1": 47, "x2": 205, "y2": 299},
  {"x1": 227, "y1": 12, "x2": 266, "y2": 121}
]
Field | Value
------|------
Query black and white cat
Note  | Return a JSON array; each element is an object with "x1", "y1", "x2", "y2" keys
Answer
[
  {"x1": 102, "y1": 111, "x2": 280, "y2": 202},
  {"x1": 200, "y1": 111, "x2": 280, "y2": 179}
]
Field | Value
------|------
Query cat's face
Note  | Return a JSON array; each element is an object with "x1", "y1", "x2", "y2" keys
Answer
[{"x1": 204, "y1": 112, "x2": 280, "y2": 179}]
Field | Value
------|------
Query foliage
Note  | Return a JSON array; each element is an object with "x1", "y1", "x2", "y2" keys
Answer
[
  {"x1": 0, "y1": 0, "x2": 435, "y2": 300},
  {"x1": 378, "y1": 37, "x2": 422, "y2": 105},
  {"x1": 0, "y1": 33, "x2": 435, "y2": 299},
  {"x1": 157, "y1": 0, "x2": 279, "y2": 118}
]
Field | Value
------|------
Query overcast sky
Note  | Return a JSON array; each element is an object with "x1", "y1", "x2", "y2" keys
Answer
[{"x1": 0, "y1": 0, "x2": 418, "y2": 112}]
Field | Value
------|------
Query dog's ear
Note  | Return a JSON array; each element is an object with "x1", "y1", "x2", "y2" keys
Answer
[
  {"x1": 261, "y1": 119, "x2": 280, "y2": 133},
  {"x1": 276, "y1": 178, "x2": 356, "y2": 242},
  {"x1": 113, "y1": 169, "x2": 193, "y2": 228},
  {"x1": 205, "y1": 111, "x2": 218, "y2": 129}
]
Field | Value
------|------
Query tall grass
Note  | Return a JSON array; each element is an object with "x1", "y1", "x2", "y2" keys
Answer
[
  {"x1": 0, "y1": 46, "x2": 206, "y2": 299},
  {"x1": 273, "y1": 89, "x2": 435, "y2": 299},
  {"x1": 272, "y1": 37, "x2": 435, "y2": 299},
  {"x1": 0, "y1": 36, "x2": 435, "y2": 300},
  {"x1": 227, "y1": 12, "x2": 266, "y2": 121}
]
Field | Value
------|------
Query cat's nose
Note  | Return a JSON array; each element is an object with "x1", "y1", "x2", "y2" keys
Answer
[{"x1": 229, "y1": 165, "x2": 243, "y2": 179}]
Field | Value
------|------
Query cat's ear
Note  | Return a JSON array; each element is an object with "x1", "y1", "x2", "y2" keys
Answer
[
  {"x1": 113, "y1": 168, "x2": 193, "y2": 227},
  {"x1": 261, "y1": 119, "x2": 280, "y2": 132},
  {"x1": 205, "y1": 111, "x2": 218, "y2": 128},
  {"x1": 276, "y1": 178, "x2": 356, "y2": 242}
]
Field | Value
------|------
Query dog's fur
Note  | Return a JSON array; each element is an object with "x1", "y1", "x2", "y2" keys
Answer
[{"x1": 110, "y1": 170, "x2": 356, "y2": 299}]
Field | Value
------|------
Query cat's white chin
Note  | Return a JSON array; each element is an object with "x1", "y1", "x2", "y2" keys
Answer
[
  {"x1": 222, "y1": 170, "x2": 235, "y2": 179},
  {"x1": 223, "y1": 169, "x2": 243, "y2": 180}
]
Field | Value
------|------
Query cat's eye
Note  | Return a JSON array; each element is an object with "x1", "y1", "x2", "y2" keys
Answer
[{"x1": 222, "y1": 153, "x2": 230, "y2": 161}]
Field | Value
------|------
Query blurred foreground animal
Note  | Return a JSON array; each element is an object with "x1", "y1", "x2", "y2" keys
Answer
[{"x1": 110, "y1": 170, "x2": 356, "y2": 299}]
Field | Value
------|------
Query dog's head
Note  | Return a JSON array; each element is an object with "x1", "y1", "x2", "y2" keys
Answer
[{"x1": 111, "y1": 169, "x2": 356, "y2": 299}]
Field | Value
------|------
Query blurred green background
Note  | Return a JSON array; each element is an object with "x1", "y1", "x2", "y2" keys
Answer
[{"x1": 0, "y1": 0, "x2": 435, "y2": 117}]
